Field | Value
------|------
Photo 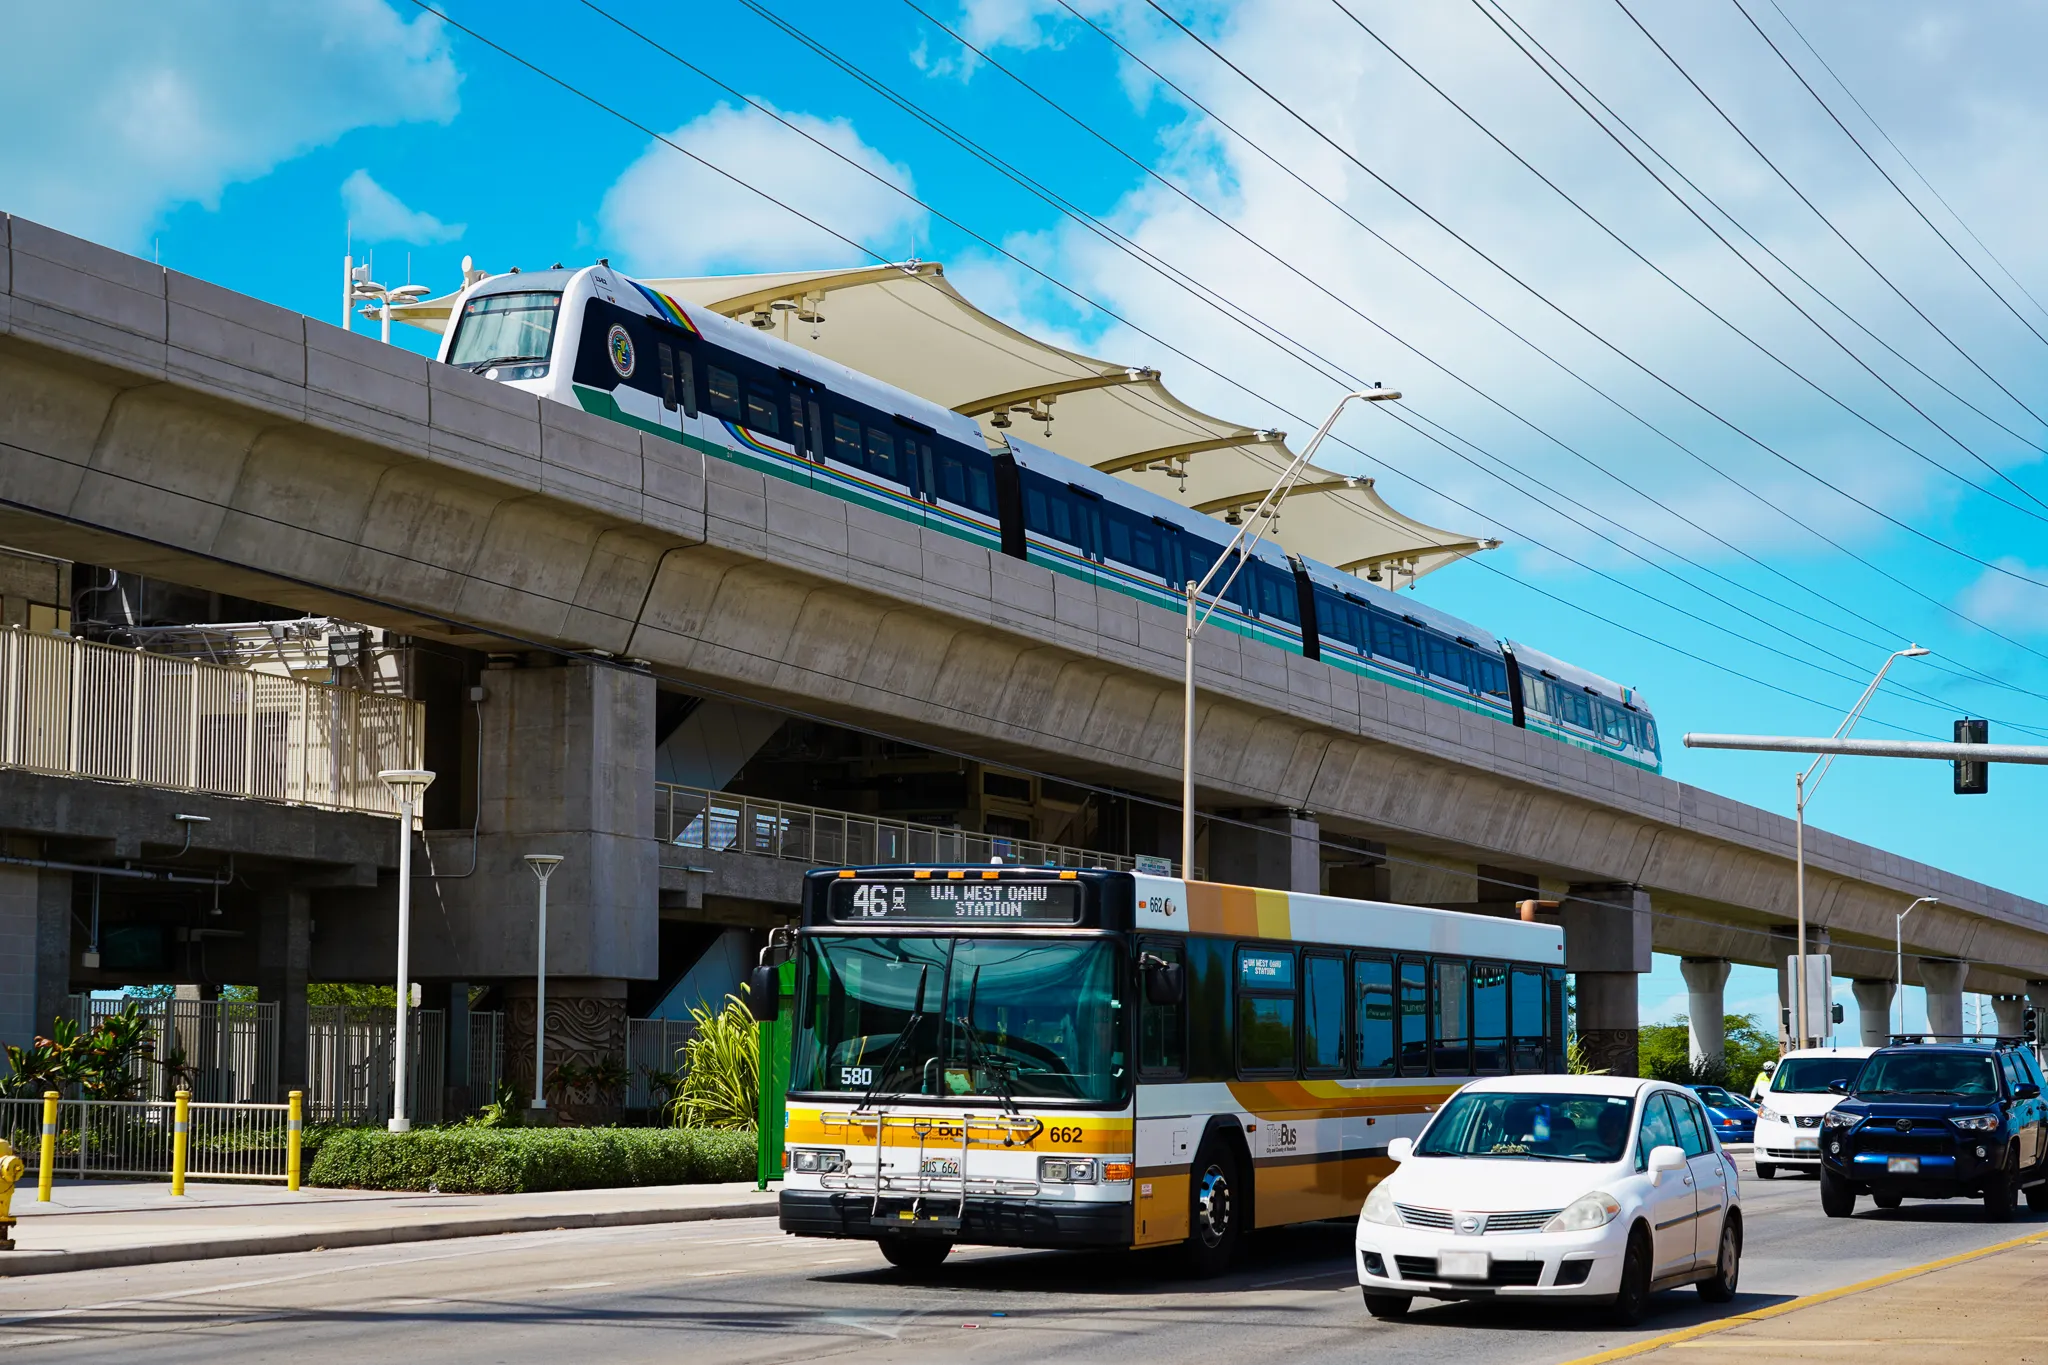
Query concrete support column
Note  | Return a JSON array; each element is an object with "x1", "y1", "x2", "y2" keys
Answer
[
  {"x1": 505, "y1": 976, "x2": 627, "y2": 1116},
  {"x1": 1919, "y1": 958, "x2": 1968, "y2": 1039},
  {"x1": 1566, "y1": 883, "x2": 1653, "y2": 1078},
  {"x1": 1993, "y1": 994, "x2": 2027, "y2": 1039},
  {"x1": 1209, "y1": 812, "x2": 1320, "y2": 892},
  {"x1": 257, "y1": 885, "x2": 311, "y2": 1098},
  {"x1": 35, "y1": 870, "x2": 70, "y2": 1045},
  {"x1": 0, "y1": 865, "x2": 39, "y2": 1052},
  {"x1": 1680, "y1": 958, "x2": 1731, "y2": 1065},
  {"x1": 1851, "y1": 979, "x2": 1897, "y2": 1047}
]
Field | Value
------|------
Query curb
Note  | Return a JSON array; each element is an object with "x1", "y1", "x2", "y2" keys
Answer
[{"x1": 0, "y1": 1197, "x2": 776, "y2": 1278}]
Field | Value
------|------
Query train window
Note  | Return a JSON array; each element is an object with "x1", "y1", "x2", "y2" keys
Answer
[
  {"x1": 1302, "y1": 953, "x2": 1347, "y2": 1075},
  {"x1": 658, "y1": 342, "x2": 677, "y2": 412},
  {"x1": 675, "y1": 350, "x2": 697, "y2": 417},
  {"x1": 1255, "y1": 566, "x2": 1297, "y2": 623},
  {"x1": 1473, "y1": 651, "x2": 1509, "y2": 699},
  {"x1": 788, "y1": 392, "x2": 810, "y2": 457},
  {"x1": 1472, "y1": 961, "x2": 1508, "y2": 1074},
  {"x1": 1510, "y1": 966, "x2": 1545, "y2": 1072},
  {"x1": 706, "y1": 366, "x2": 741, "y2": 421},
  {"x1": 1597, "y1": 699, "x2": 1631, "y2": 744},
  {"x1": 1559, "y1": 688, "x2": 1592, "y2": 731},
  {"x1": 1435, "y1": 958, "x2": 1471, "y2": 1076},
  {"x1": 1104, "y1": 510, "x2": 1133, "y2": 565},
  {"x1": 831, "y1": 413, "x2": 863, "y2": 469},
  {"x1": 865, "y1": 427, "x2": 900, "y2": 482},
  {"x1": 1236, "y1": 947, "x2": 1297, "y2": 1076},
  {"x1": 1354, "y1": 955, "x2": 1394, "y2": 1075},
  {"x1": 1370, "y1": 611, "x2": 1418, "y2": 668},
  {"x1": 1130, "y1": 519, "x2": 1160, "y2": 575},
  {"x1": 744, "y1": 383, "x2": 781, "y2": 436},
  {"x1": 1024, "y1": 480, "x2": 1081, "y2": 547},
  {"x1": 1397, "y1": 956, "x2": 1430, "y2": 1075}
]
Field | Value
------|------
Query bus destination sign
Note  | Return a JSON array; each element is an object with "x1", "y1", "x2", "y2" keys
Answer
[{"x1": 828, "y1": 879, "x2": 1082, "y2": 924}]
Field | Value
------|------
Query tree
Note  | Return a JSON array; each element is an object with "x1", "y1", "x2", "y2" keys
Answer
[{"x1": 1637, "y1": 1013, "x2": 1780, "y2": 1093}]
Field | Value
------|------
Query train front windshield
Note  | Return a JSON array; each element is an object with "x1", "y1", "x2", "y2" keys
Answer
[
  {"x1": 448, "y1": 290, "x2": 561, "y2": 369},
  {"x1": 792, "y1": 935, "x2": 1126, "y2": 1107}
]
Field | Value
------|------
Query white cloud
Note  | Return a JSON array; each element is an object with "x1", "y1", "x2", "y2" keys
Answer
[
  {"x1": 1958, "y1": 557, "x2": 2048, "y2": 633},
  {"x1": 0, "y1": 0, "x2": 460, "y2": 248},
  {"x1": 342, "y1": 169, "x2": 463, "y2": 245},
  {"x1": 598, "y1": 102, "x2": 924, "y2": 276}
]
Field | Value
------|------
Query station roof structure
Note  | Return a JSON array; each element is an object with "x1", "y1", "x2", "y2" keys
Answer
[{"x1": 396, "y1": 261, "x2": 1499, "y2": 587}]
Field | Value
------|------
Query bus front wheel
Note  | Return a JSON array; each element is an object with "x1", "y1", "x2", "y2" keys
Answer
[{"x1": 1183, "y1": 1139, "x2": 1244, "y2": 1277}]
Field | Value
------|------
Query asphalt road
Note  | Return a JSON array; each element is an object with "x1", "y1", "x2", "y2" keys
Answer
[{"x1": 5, "y1": 1157, "x2": 2040, "y2": 1365}]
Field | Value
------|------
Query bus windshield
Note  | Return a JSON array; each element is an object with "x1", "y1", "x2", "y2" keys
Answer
[
  {"x1": 791, "y1": 935, "x2": 1125, "y2": 1106},
  {"x1": 448, "y1": 290, "x2": 561, "y2": 368}
]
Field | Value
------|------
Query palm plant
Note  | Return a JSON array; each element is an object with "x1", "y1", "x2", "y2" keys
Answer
[{"x1": 669, "y1": 993, "x2": 759, "y2": 1131}]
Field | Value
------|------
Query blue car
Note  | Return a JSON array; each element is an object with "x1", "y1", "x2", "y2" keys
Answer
[{"x1": 1690, "y1": 1084, "x2": 1757, "y2": 1144}]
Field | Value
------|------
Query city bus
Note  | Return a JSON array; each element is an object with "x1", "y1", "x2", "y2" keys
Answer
[{"x1": 762, "y1": 864, "x2": 1568, "y2": 1274}]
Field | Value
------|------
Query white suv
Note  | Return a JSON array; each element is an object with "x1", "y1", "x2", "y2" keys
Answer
[
  {"x1": 1355, "y1": 1074, "x2": 1742, "y2": 1325},
  {"x1": 1753, "y1": 1046, "x2": 1874, "y2": 1179}
]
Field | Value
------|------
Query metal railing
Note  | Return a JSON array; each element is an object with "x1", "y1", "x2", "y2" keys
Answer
[
  {"x1": 655, "y1": 782, "x2": 1173, "y2": 874},
  {"x1": 68, "y1": 995, "x2": 277, "y2": 1103},
  {"x1": 308, "y1": 1005, "x2": 446, "y2": 1126},
  {"x1": 624, "y1": 1017, "x2": 695, "y2": 1111},
  {"x1": 0, "y1": 627, "x2": 425, "y2": 816},
  {"x1": 1, "y1": 1096, "x2": 291, "y2": 1181}
]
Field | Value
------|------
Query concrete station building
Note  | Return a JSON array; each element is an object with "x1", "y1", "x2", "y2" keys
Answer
[{"x1": 3, "y1": 214, "x2": 2045, "y2": 1118}]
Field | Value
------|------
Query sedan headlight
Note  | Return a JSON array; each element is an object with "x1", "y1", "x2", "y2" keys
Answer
[
  {"x1": 1541, "y1": 1191, "x2": 1621, "y2": 1234},
  {"x1": 1361, "y1": 1182, "x2": 1405, "y2": 1226},
  {"x1": 1821, "y1": 1110, "x2": 1857, "y2": 1129},
  {"x1": 1952, "y1": 1114, "x2": 1999, "y2": 1132}
]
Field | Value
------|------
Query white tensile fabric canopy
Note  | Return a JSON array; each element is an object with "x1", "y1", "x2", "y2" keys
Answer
[{"x1": 393, "y1": 261, "x2": 1499, "y2": 586}]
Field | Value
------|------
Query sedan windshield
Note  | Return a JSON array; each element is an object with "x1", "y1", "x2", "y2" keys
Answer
[
  {"x1": 792, "y1": 935, "x2": 1125, "y2": 1106},
  {"x1": 1772, "y1": 1057, "x2": 1866, "y2": 1094},
  {"x1": 1414, "y1": 1092, "x2": 1637, "y2": 1162},
  {"x1": 1855, "y1": 1052, "x2": 2000, "y2": 1097},
  {"x1": 447, "y1": 290, "x2": 561, "y2": 368}
]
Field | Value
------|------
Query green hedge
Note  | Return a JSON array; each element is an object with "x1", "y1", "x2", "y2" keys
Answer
[{"x1": 306, "y1": 1126, "x2": 756, "y2": 1193}]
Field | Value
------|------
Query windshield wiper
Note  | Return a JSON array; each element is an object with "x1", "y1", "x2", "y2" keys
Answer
[
  {"x1": 465, "y1": 355, "x2": 543, "y2": 373},
  {"x1": 856, "y1": 963, "x2": 931, "y2": 1111},
  {"x1": 956, "y1": 964, "x2": 1020, "y2": 1116}
]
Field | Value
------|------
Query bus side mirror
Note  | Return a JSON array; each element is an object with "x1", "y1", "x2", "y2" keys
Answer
[
  {"x1": 1142, "y1": 956, "x2": 1185, "y2": 1006},
  {"x1": 747, "y1": 965, "x2": 780, "y2": 1017}
]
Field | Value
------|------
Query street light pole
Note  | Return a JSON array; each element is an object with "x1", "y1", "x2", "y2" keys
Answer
[
  {"x1": 524, "y1": 854, "x2": 564, "y2": 1111},
  {"x1": 378, "y1": 768, "x2": 435, "y2": 1134},
  {"x1": 1789, "y1": 645, "x2": 1928, "y2": 1049},
  {"x1": 1897, "y1": 896, "x2": 1939, "y2": 1036},
  {"x1": 1181, "y1": 386, "x2": 1401, "y2": 873}
]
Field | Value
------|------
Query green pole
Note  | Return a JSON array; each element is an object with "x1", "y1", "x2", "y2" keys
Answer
[{"x1": 756, "y1": 960, "x2": 793, "y2": 1189}]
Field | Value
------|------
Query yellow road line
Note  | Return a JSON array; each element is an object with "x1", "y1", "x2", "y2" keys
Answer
[{"x1": 1555, "y1": 1226, "x2": 2048, "y2": 1365}]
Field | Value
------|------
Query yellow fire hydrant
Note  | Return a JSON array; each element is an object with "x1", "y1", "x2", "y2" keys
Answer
[{"x1": 0, "y1": 1138, "x2": 25, "y2": 1250}]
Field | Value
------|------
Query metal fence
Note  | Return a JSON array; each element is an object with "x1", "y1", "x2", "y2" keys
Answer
[
  {"x1": 0, "y1": 1096, "x2": 291, "y2": 1181},
  {"x1": 305, "y1": 1007, "x2": 507, "y2": 1125},
  {"x1": 0, "y1": 627, "x2": 425, "y2": 815},
  {"x1": 655, "y1": 782, "x2": 1172, "y2": 874},
  {"x1": 66, "y1": 995, "x2": 278, "y2": 1103},
  {"x1": 624, "y1": 1017, "x2": 695, "y2": 1111}
]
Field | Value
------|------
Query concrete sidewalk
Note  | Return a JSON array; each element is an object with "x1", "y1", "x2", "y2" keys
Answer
[
  {"x1": 1578, "y1": 1226, "x2": 2048, "y2": 1364},
  {"x1": 1, "y1": 1179, "x2": 779, "y2": 1277}
]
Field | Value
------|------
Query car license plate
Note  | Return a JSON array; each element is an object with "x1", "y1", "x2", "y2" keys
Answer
[
  {"x1": 1438, "y1": 1250, "x2": 1489, "y2": 1280},
  {"x1": 1887, "y1": 1156, "x2": 1920, "y2": 1175},
  {"x1": 1795, "y1": 1137, "x2": 1819, "y2": 1152}
]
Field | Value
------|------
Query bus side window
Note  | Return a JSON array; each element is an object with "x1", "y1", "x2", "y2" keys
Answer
[
  {"x1": 1138, "y1": 939, "x2": 1185, "y2": 1079},
  {"x1": 1472, "y1": 961, "x2": 1508, "y2": 1074},
  {"x1": 1185, "y1": 936, "x2": 1232, "y2": 1082},
  {"x1": 1302, "y1": 953, "x2": 1346, "y2": 1076},
  {"x1": 1235, "y1": 946, "x2": 1297, "y2": 1078},
  {"x1": 1436, "y1": 958, "x2": 1471, "y2": 1076},
  {"x1": 1396, "y1": 956, "x2": 1430, "y2": 1076},
  {"x1": 1510, "y1": 966, "x2": 1545, "y2": 1072},
  {"x1": 1546, "y1": 967, "x2": 1568, "y2": 1072},
  {"x1": 1353, "y1": 955, "x2": 1394, "y2": 1076}
]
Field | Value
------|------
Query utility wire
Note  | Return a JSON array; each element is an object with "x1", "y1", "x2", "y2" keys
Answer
[
  {"x1": 1134, "y1": 0, "x2": 2048, "y2": 668},
  {"x1": 1730, "y1": 0, "x2": 2048, "y2": 359}
]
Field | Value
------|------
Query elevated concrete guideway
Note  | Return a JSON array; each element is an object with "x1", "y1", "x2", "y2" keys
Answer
[{"x1": 1, "y1": 213, "x2": 2044, "y2": 1045}]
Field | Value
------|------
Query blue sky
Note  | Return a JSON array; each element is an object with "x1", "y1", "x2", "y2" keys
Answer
[{"x1": 10, "y1": 0, "x2": 2048, "y2": 1032}]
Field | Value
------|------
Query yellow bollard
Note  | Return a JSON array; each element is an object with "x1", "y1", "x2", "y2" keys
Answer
[
  {"x1": 287, "y1": 1091, "x2": 303, "y2": 1192},
  {"x1": 171, "y1": 1090, "x2": 190, "y2": 1197},
  {"x1": 37, "y1": 1091, "x2": 57, "y2": 1203}
]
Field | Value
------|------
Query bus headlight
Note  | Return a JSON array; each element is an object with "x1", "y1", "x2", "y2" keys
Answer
[
  {"x1": 1040, "y1": 1157, "x2": 1097, "y2": 1184},
  {"x1": 791, "y1": 1148, "x2": 847, "y2": 1174}
]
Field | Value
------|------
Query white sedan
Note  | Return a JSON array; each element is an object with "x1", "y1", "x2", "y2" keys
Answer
[{"x1": 1356, "y1": 1074, "x2": 1743, "y2": 1325}]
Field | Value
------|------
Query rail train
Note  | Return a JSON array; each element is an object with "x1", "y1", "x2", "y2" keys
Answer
[{"x1": 435, "y1": 263, "x2": 1661, "y2": 772}]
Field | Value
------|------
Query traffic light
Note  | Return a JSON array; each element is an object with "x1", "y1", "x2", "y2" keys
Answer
[{"x1": 1954, "y1": 717, "x2": 1988, "y2": 795}]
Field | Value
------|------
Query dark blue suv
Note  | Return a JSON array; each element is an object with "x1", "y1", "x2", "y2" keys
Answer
[{"x1": 1819, "y1": 1039, "x2": 2048, "y2": 1221}]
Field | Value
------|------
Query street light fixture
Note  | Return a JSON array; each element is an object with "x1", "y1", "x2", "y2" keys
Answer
[
  {"x1": 1896, "y1": 896, "x2": 1939, "y2": 1037},
  {"x1": 378, "y1": 768, "x2": 435, "y2": 1133},
  {"x1": 1791, "y1": 645, "x2": 1928, "y2": 1049},
  {"x1": 523, "y1": 854, "x2": 565, "y2": 1112},
  {"x1": 1180, "y1": 386, "x2": 1401, "y2": 873},
  {"x1": 348, "y1": 264, "x2": 432, "y2": 345}
]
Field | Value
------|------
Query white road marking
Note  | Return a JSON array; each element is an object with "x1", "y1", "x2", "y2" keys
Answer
[{"x1": 542, "y1": 1281, "x2": 616, "y2": 1292}]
